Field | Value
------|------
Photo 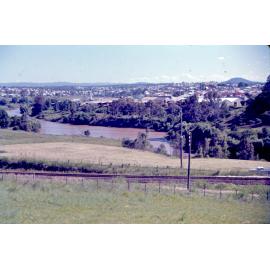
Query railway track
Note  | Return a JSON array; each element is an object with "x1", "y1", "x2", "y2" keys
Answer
[{"x1": 0, "y1": 170, "x2": 270, "y2": 185}]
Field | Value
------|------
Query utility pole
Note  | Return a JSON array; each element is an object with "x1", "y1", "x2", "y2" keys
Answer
[
  {"x1": 187, "y1": 130, "x2": 192, "y2": 191},
  {"x1": 179, "y1": 108, "x2": 183, "y2": 170}
]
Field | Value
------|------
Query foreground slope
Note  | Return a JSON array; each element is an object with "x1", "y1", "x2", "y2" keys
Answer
[{"x1": 0, "y1": 180, "x2": 269, "y2": 224}]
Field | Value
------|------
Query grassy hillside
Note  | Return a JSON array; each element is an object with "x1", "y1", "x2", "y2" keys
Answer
[{"x1": 0, "y1": 179, "x2": 269, "y2": 224}]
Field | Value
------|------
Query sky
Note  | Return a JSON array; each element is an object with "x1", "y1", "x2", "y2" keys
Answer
[{"x1": 0, "y1": 45, "x2": 269, "y2": 83}]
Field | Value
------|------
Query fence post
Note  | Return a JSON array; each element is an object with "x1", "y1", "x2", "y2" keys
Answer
[
  {"x1": 127, "y1": 180, "x2": 130, "y2": 191},
  {"x1": 251, "y1": 191, "x2": 254, "y2": 200},
  {"x1": 96, "y1": 179, "x2": 99, "y2": 190},
  {"x1": 203, "y1": 184, "x2": 206, "y2": 197},
  {"x1": 65, "y1": 176, "x2": 68, "y2": 185},
  {"x1": 219, "y1": 189, "x2": 222, "y2": 199},
  {"x1": 158, "y1": 181, "x2": 161, "y2": 193},
  {"x1": 111, "y1": 179, "x2": 114, "y2": 190},
  {"x1": 144, "y1": 183, "x2": 147, "y2": 193}
]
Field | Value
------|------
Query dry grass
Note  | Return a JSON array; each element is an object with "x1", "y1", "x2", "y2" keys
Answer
[{"x1": 1, "y1": 142, "x2": 269, "y2": 171}]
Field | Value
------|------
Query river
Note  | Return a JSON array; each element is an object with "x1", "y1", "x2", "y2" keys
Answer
[{"x1": 7, "y1": 108, "x2": 174, "y2": 154}]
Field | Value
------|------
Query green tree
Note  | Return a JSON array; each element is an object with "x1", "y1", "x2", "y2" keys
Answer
[
  {"x1": 0, "y1": 109, "x2": 9, "y2": 128},
  {"x1": 237, "y1": 137, "x2": 255, "y2": 160},
  {"x1": 32, "y1": 96, "x2": 44, "y2": 116}
]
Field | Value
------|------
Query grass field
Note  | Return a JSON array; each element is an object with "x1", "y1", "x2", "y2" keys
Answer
[
  {"x1": 0, "y1": 129, "x2": 121, "y2": 146},
  {"x1": 1, "y1": 129, "x2": 269, "y2": 176},
  {"x1": 1, "y1": 141, "x2": 269, "y2": 172},
  {"x1": 0, "y1": 178, "x2": 269, "y2": 224}
]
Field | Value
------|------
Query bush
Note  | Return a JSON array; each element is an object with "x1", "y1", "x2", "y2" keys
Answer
[
  {"x1": 121, "y1": 138, "x2": 134, "y2": 148},
  {"x1": 84, "y1": 130, "x2": 91, "y2": 136},
  {"x1": 155, "y1": 144, "x2": 168, "y2": 155}
]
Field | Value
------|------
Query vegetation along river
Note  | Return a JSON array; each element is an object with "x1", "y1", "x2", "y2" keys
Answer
[{"x1": 7, "y1": 108, "x2": 173, "y2": 154}]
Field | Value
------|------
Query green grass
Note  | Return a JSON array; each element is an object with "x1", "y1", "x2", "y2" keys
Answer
[
  {"x1": 39, "y1": 110, "x2": 69, "y2": 121},
  {"x1": 0, "y1": 128, "x2": 121, "y2": 146},
  {"x1": 0, "y1": 178, "x2": 269, "y2": 223}
]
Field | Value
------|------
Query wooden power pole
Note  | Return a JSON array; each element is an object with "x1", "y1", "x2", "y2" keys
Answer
[
  {"x1": 187, "y1": 130, "x2": 192, "y2": 191},
  {"x1": 179, "y1": 108, "x2": 183, "y2": 170}
]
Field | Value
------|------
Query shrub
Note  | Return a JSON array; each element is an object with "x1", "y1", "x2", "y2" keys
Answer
[{"x1": 155, "y1": 144, "x2": 168, "y2": 155}]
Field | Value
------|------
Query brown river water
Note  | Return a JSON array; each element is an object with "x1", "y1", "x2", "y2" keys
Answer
[{"x1": 7, "y1": 108, "x2": 173, "y2": 154}]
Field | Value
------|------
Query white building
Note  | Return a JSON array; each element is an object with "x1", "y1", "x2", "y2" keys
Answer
[{"x1": 220, "y1": 97, "x2": 243, "y2": 108}]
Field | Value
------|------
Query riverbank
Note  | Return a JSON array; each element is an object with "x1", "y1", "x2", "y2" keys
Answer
[{"x1": 7, "y1": 108, "x2": 173, "y2": 153}]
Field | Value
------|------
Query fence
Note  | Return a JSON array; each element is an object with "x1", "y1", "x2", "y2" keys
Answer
[
  {"x1": 0, "y1": 170, "x2": 270, "y2": 184},
  {"x1": 1, "y1": 170, "x2": 270, "y2": 201}
]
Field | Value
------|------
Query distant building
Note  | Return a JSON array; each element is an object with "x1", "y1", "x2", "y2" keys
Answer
[{"x1": 220, "y1": 97, "x2": 243, "y2": 108}]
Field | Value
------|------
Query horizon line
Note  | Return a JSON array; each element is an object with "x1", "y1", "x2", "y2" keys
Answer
[{"x1": 0, "y1": 78, "x2": 264, "y2": 85}]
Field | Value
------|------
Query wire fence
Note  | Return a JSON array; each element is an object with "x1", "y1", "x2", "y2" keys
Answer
[{"x1": 1, "y1": 171, "x2": 270, "y2": 202}]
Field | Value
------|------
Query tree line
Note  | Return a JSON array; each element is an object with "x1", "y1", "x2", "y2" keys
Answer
[
  {"x1": 29, "y1": 91, "x2": 232, "y2": 132},
  {"x1": 0, "y1": 109, "x2": 41, "y2": 132},
  {"x1": 26, "y1": 75, "x2": 270, "y2": 161}
]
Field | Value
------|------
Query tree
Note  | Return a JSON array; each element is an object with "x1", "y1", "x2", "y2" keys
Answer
[
  {"x1": 122, "y1": 138, "x2": 135, "y2": 148},
  {"x1": 0, "y1": 99, "x2": 7, "y2": 106},
  {"x1": 134, "y1": 132, "x2": 149, "y2": 150},
  {"x1": 237, "y1": 137, "x2": 255, "y2": 160},
  {"x1": 196, "y1": 145, "x2": 203, "y2": 158},
  {"x1": 84, "y1": 130, "x2": 91, "y2": 137},
  {"x1": 203, "y1": 138, "x2": 210, "y2": 157},
  {"x1": 0, "y1": 109, "x2": 9, "y2": 128},
  {"x1": 32, "y1": 96, "x2": 44, "y2": 116},
  {"x1": 121, "y1": 132, "x2": 152, "y2": 151},
  {"x1": 245, "y1": 75, "x2": 270, "y2": 117},
  {"x1": 212, "y1": 145, "x2": 223, "y2": 158},
  {"x1": 11, "y1": 97, "x2": 18, "y2": 103},
  {"x1": 20, "y1": 105, "x2": 29, "y2": 115},
  {"x1": 155, "y1": 144, "x2": 168, "y2": 155},
  {"x1": 222, "y1": 138, "x2": 229, "y2": 158}
]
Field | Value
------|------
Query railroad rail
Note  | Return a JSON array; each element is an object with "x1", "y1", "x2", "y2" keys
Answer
[{"x1": 0, "y1": 170, "x2": 270, "y2": 185}]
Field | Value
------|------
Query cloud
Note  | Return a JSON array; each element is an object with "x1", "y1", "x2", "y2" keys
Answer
[{"x1": 217, "y1": 56, "x2": 225, "y2": 61}]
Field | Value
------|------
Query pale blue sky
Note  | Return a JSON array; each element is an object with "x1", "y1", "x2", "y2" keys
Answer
[{"x1": 0, "y1": 45, "x2": 269, "y2": 83}]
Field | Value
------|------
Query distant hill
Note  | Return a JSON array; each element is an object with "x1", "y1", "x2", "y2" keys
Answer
[
  {"x1": 222, "y1": 77, "x2": 261, "y2": 86},
  {"x1": 0, "y1": 82, "x2": 119, "y2": 88},
  {"x1": 0, "y1": 82, "x2": 155, "y2": 88}
]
